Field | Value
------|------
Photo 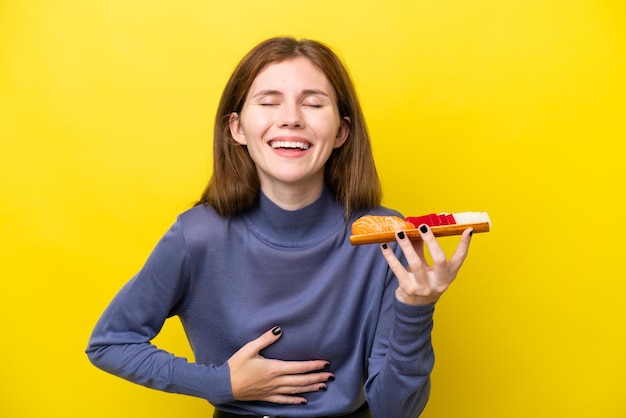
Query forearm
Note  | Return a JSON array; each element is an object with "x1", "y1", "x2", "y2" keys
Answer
[
  {"x1": 86, "y1": 338, "x2": 233, "y2": 404},
  {"x1": 365, "y1": 301, "x2": 435, "y2": 418}
]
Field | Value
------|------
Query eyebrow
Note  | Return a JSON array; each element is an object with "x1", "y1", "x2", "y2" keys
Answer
[{"x1": 251, "y1": 89, "x2": 331, "y2": 98}]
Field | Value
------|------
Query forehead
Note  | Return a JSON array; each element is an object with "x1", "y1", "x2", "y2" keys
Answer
[{"x1": 249, "y1": 57, "x2": 335, "y2": 95}]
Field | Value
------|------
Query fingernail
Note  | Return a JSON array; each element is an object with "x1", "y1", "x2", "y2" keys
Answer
[
  {"x1": 300, "y1": 400, "x2": 308, "y2": 405},
  {"x1": 319, "y1": 385, "x2": 327, "y2": 391},
  {"x1": 272, "y1": 326, "x2": 282, "y2": 336},
  {"x1": 323, "y1": 362, "x2": 331, "y2": 369},
  {"x1": 469, "y1": 229, "x2": 474, "y2": 237},
  {"x1": 381, "y1": 243, "x2": 388, "y2": 250},
  {"x1": 419, "y1": 224, "x2": 428, "y2": 233},
  {"x1": 397, "y1": 231, "x2": 405, "y2": 240},
  {"x1": 327, "y1": 375, "x2": 335, "y2": 382}
]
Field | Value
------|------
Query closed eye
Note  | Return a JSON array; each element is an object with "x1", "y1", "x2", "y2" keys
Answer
[
  {"x1": 252, "y1": 90, "x2": 281, "y2": 106},
  {"x1": 302, "y1": 97, "x2": 326, "y2": 108}
]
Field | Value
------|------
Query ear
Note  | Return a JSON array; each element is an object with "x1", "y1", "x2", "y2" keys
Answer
[
  {"x1": 334, "y1": 116, "x2": 351, "y2": 148},
  {"x1": 229, "y1": 112, "x2": 247, "y2": 145}
]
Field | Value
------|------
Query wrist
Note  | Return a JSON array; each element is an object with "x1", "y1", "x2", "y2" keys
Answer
[{"x1": 395, "y1": 288, "x2": 439, "y2": 306}]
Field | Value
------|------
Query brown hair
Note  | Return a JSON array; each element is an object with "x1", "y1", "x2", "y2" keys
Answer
[{"x1": 196, "y1": 37, "x2": 382, "y2": 219}]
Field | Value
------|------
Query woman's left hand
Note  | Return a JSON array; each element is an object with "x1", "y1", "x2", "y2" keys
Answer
[{"x1": 380, "y1": 224, "x2": 473, "y2": 305}]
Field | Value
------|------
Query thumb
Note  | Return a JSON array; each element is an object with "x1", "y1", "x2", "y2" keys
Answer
[{"x1": 246, "y1": 326, "x2": 283, "y2": 354}]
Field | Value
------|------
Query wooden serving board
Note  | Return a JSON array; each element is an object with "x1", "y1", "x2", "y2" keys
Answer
[{"x1": 349, "y1": 222, "x2": 490, "y2": 245}]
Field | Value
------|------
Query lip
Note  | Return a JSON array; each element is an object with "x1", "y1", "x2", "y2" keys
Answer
[{"x1": 267, "y1": 136, "x2": 312, "y2": 151}]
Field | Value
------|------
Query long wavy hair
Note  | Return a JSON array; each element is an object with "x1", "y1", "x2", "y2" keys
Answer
[{"x1": 196, "y1": 37, "x2": 381, "y2": 219}]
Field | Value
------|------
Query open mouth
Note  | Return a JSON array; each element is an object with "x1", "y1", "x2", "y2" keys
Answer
[{"x1": 269, "y1": 140, "x2": 311, "y2": 151}]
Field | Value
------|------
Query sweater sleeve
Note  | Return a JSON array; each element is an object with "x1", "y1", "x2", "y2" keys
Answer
[
  {"x1": 364, "y1": 265, "x2": 435, "y2": 417},
  {"x1": 85, "y1": 218, "x2": 233, "y2": 404}
]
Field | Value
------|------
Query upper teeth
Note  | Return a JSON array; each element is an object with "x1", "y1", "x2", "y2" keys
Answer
[{"x1": 270, "y1": 141, "x2": 310, "y2": 150}]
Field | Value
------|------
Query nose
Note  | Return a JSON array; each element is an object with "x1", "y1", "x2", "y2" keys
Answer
[{"x1": 278, "y1": 103, "x2": 304, "y2": 128}]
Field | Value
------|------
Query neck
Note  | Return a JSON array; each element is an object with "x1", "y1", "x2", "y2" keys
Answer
[
  {"x1": 259, "y1": 178, "x2": 324, "y2": 211},
  {"x1": 243, "y1": 185, "x2": 345, "y2": 247}
]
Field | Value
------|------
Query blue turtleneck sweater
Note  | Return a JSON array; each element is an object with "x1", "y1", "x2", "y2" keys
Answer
[{"x1": 86, "y1": 189, "x2": 435, "y2": 417}]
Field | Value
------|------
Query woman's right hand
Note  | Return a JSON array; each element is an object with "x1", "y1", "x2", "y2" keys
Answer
[{"x1": 227, "y1": 326, "x2": 334, "y2": 405}]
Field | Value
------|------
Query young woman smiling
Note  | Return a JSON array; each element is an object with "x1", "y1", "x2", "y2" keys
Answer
[{"x1": 87, "y1": 37, "x2": 473, "y2": 418}]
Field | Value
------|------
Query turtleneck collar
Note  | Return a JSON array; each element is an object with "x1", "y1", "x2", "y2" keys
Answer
[{"x1": 242, "y1": 186, "x2": 346, "y2": 248}]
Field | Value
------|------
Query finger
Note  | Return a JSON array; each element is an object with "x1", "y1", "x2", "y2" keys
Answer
[
  {"x1": 379, "y1": 240, "x2": 409, "y2": 282},
  {"x1": 418, "y1": 224, "x2": 448, "y2": 282},
  {"x1": 447, "y1": 227, "x2": 473, "y2": 279},
  {"x1": 263, "y1": 394, "x2": 310, "y2": 405},
  {"x1": 247, "y1": 328, "x2": 331, "y2": 374},
  {"x1": 383, "y1": 232, "x2": 432, "y2": 305},
  {"x1": 380, "y1": 233, "x2": 426, "y2": 292},
  {"x1": 263, "y1": 361, "x2": 334, "y2": 400},
  {"x1": 245, "y1": 326, "x2": 283, "y2": 354},
  {"x1": 395, "y1": 230, "x2": 426, "y2": 277},
  {"x1": 270, "y1": 359, "x2": 333, "y2": 376},
  {"x1": 271, "y1": 371, "x2": 334, "y2": 394}
]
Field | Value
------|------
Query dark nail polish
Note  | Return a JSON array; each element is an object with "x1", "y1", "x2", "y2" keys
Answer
[
  {"x1": 469, "y1": 230, "x2": 474, "y2": 237},
  {"x1": 419, "y1": 224, "x2": 428, "y2": 233},
  {"x1": 323, "y1": 362, "x2": 331, "y2": 369},
  {"x1": 319, "y1": 385, "x2": 327, "y2": 391},
  {"x1": 272, "y1": 326, "x2": 282, "y2": 336},
  {"x1": 381, "y1": 243, "x2": 388, "y2": 250},
  {"x1": 397, "y1": 231, "x2": 405, "y2": 240},
  {"x1": 301, "y1": 400, "x2": 308, "y2": 405},
  {"x1": 327, "y1": 375, "x2": 335, "y2": 382}
]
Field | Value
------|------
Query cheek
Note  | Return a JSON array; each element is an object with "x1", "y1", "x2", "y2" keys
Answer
[
  {"x1": 316, "y1": 117, "x2": 342, "y2": 141},
  {"x1": 307, "y1": 110, "x2": 337, "y2": 128},
  {"x1": 240, "y1": 113, "x2": 272, "y2": 137}
]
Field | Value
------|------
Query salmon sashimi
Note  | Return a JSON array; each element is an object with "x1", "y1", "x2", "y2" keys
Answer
[{"x1": 351, "y1": 215, "x2": 416, "y2": 235}]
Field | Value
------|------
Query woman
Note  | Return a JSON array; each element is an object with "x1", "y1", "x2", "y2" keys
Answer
[{"x1": 86, "y1": 37, "x2": 473, "y2": 418}]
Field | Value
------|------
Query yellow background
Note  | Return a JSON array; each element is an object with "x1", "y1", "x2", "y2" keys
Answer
[{"x1": 1, "y1": 1, "x2": 625, "y2": 417}]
